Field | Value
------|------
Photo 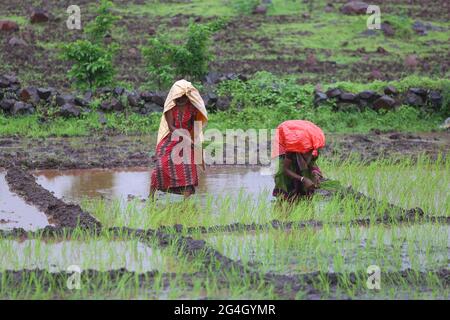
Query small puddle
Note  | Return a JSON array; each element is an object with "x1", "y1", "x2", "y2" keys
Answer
[
  {"x1": 0, "y1": 171, "x2": 50, "y2": 231},
  {"x1": 33, "y1": 166, "x2": 276, "y2": 203},
  {"x1": 0, "y1": 239, "x2": 192, "y2": 273}
]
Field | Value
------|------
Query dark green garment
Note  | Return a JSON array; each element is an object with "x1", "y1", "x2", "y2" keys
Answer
[{"x1": 273, "y1": 153, "x2": 318, "y2": 198}]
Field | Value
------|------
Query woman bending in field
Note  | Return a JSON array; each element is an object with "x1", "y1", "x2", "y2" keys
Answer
[
  {"x1": 272, "y1": 120, "x2": 325, "y2": 201},
  {"x1": 150, "y1": 80, "x2": 208, "y2": 198}
]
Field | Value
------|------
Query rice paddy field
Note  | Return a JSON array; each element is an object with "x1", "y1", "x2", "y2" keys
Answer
[
  {"x1": 0, "y1": 0, "x2": 449, "y2": 303},
  {"x1": 1, "y1": 156, "x2": 448, "y2": 300}
]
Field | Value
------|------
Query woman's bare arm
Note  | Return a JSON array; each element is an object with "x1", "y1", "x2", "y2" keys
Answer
[
  {"x1": 283, "y1": 157, "x2": 303, "y2": 181},
  {"x1": 165, "y1": 109, "x2": 176, "y2": 132}
]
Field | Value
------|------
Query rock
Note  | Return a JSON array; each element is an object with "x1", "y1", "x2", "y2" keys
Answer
[
  {"x1": 205, "y1": 72, "x2": 222, "y2": 85},
  {"x1": 98, "y1": 112, "x2": 107, "y2": 125},
  {"x1": 0, "y1": 99, "x2": 15, "y2": 112},
  {"x1": 238, "y1": 74, "x2": 249, "y2": 82},
  {"x1": 113, "y1": 87, "x2": 125, "y2": 96},
  {"x1": 127, "y1": 92, "x2": 140, "y2": 108},
  {"x1": 110, "y1": 98, "x2": 124, "y2": 111},
  {"x1": 11, "y1": 101, "x2": 34, "y2": 115},
  {"x1": 83, "y1": 91, "x2": 93, "y2": 102},
  {"x1": 140, "y1": 91, "x2": 152, "y2": 102},
  {"x1": 376, "y1": 46, "x2": 388, "y2": 54},
  {"x1": 384, "y1": 85, "x2": 398, "y2": 96},
  {"x1": 368, "y1": 69, "x2": 384, "y2": 81},
  {"x1": 0, "y1": 75, "x2": 20, "y2": 88},
  {"x1": 151, "y1": 92, "x2": 167, "y2": 107},
  {"x1": 74, "y1": 97, "x2": 89, "y2": 108},
  {"x1": 30, "y1": 9, "x2": 50, "y2": 24},
  {"x1": 36, "y1": 88, "x2": 53, "y2": 100},
  {"x1": 405, "y1": 91, "x2": 424, "y2": 107},
  {"x1": 19, "y1": 87, "x2": 40, "y2": 104},
  {"x1": 412, "y1": 21, "x2": 427, "y2": 35},
  {"x1": 56, "y1": 94, "x2": 75, "y2": 106},
  {"x1": 404, "y1": 54, "x2": 418, "y2": 69},
  {"x1": 203, "y1": 92, "x2": 218, "y2": 109},
  {"x1": 325, "y1": 88, "x2": 342, "y2": 99},
  {"x1": 141, "y1": 103, "x2": 162, "y2": 115},
  {"x1": 0, "y1": 20, "x2": 19, "y2": 32},
  {"x1": 339, "y1": 92, "x2": 357, "y2": 103},
  {"x1": 99, "y1": 101, "x2": 111, "y2": 112},
  {"x1": 428, "y1": 91, "x2": 442, "y2": 109},
  {"x1": 340, "y1": 1, "x2": 369, "y2": 15},
  {"x1": 372, "y1": 95, "x2": 396, "y2": 111},
  {"x1": 215, "y1": 96, "x2": 232, "y2": 111},
  {"x1": 60, "y1": 103, "x2": 81, "y2": 117},
  {"x1": 357, "y1": 90, "x2": 379, "y2": 101},
  {"x1": 381, "y1": 22, "x2": 395, "y2": 37},
  {"x1": 313, "y1": 91, "x2": 328, "y2": 106},
  {"x1": 100, "y1": 98, "x2": 123, "y2": 112},
  {"x1": 324, "y1": 3, "x2": 334, "y2": 12},
  {"x1": 409, "y1": 88, "x2": 427, "y2": 98},
  {"x1": 8, "y1": 37, "x2": 27, "y2": 47},
  {"x1": 253, "y1": 5, "x2": 268, "y2": 15}
]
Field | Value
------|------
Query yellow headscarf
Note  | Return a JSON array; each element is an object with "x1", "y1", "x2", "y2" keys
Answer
[{"x1": 156, "y1": 79, "x2": 208, "y2": 144}]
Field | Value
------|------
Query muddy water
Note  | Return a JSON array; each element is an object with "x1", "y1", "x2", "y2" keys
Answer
[
  {"x1": 33, "y1": 167, "x2": 275, "y2": 203},
  {"x1": 0, "y1": 239, "x2": 190, "y2": 273},
  {"x1": 0, "y1": 171, "x2": 50, "y2": 231},
  {"x1": 204, "y1": 224, "x2": 450, "y2": 274}
]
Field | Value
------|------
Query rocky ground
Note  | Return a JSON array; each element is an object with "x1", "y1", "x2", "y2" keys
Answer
[{"x1": 0, "y1": 0, "x2": 448, "y2": 90}]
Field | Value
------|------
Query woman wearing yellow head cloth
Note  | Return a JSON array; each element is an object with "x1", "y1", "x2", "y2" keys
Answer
[{"x1": 150, "y1": 80, "x2": 208, "y2": 198}]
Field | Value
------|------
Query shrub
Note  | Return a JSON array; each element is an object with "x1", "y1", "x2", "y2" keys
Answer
[
  {"x1": 230, "y1": 0, "x2": 260, "y2": 15},
  {"x1": 61, "y1": 40, "x2": 116, "y2": 91},
  {"x1": 142, "y1": 37, "x2": 176, "y2": 90},
  {"x1": 61, "y1": 0, "x2": 118, "y2": 91},
  {"x1": 85, "y1": 0, "x2": 119, "y2": 44},
  {"x1": 142, "y1": 21, "x2": 215, "y2": 89}
]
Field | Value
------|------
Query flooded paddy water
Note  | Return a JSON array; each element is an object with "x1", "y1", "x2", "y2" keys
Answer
[
  {"x1": 1, "y1": 164, "x2": 449, "y2": 299},
  {"x1": 32, "y1": 166, "x2": 275, "y2": 203},
  {"x1": 201, "y1": 224, "x2": 450, "y2": 275},
  {"x1": 0, "y1": 238, "x2": 192, "y2": 273},
  {"x1": 0, "y1": 171, "x2": 50, "y2": 231}
]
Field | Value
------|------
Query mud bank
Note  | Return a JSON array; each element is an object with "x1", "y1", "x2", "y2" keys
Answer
[
  {"x1": 5, "y1": 168, "x2": 101, "y2": 229},
  {"x1": 0, "y1": 132, "x2": 448, "y2": 170}
]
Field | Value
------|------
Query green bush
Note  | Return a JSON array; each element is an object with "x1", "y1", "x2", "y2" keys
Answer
[
  {"x1": 230, "y1": 0, "x2": 260, "y2": 15},
  {"x1": 61, "y1": 0, "x2": 118, "y2": 91},
  {"x1": 142, "y1": 21, "x2": 215, "y2": 89},
  {"x1": 61, "y1": 40, "x2": 116, "y2": 91},
  {"x1": 85, "y1": 0, "x2": 119, "y2": 44},
  {"x1": 142, "y1": 37, "x2": 176, "y2": 90}
]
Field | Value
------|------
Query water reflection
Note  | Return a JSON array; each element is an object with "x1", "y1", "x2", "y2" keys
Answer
[
  {"x1": 0, "y1": 171, "x2": 50, "y2": 231},
  {"x1": 33, "y1": 166, "x2": 275, "y2": 204}
]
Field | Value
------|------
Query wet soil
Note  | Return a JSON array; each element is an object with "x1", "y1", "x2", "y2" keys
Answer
[{"x1": 0, "y1": 131, "x2": 448, "y2": 170}]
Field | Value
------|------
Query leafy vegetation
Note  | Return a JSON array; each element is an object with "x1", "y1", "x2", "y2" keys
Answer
[{"x1": 60, "y1": 0, "x2": 118, "y2": 91}]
